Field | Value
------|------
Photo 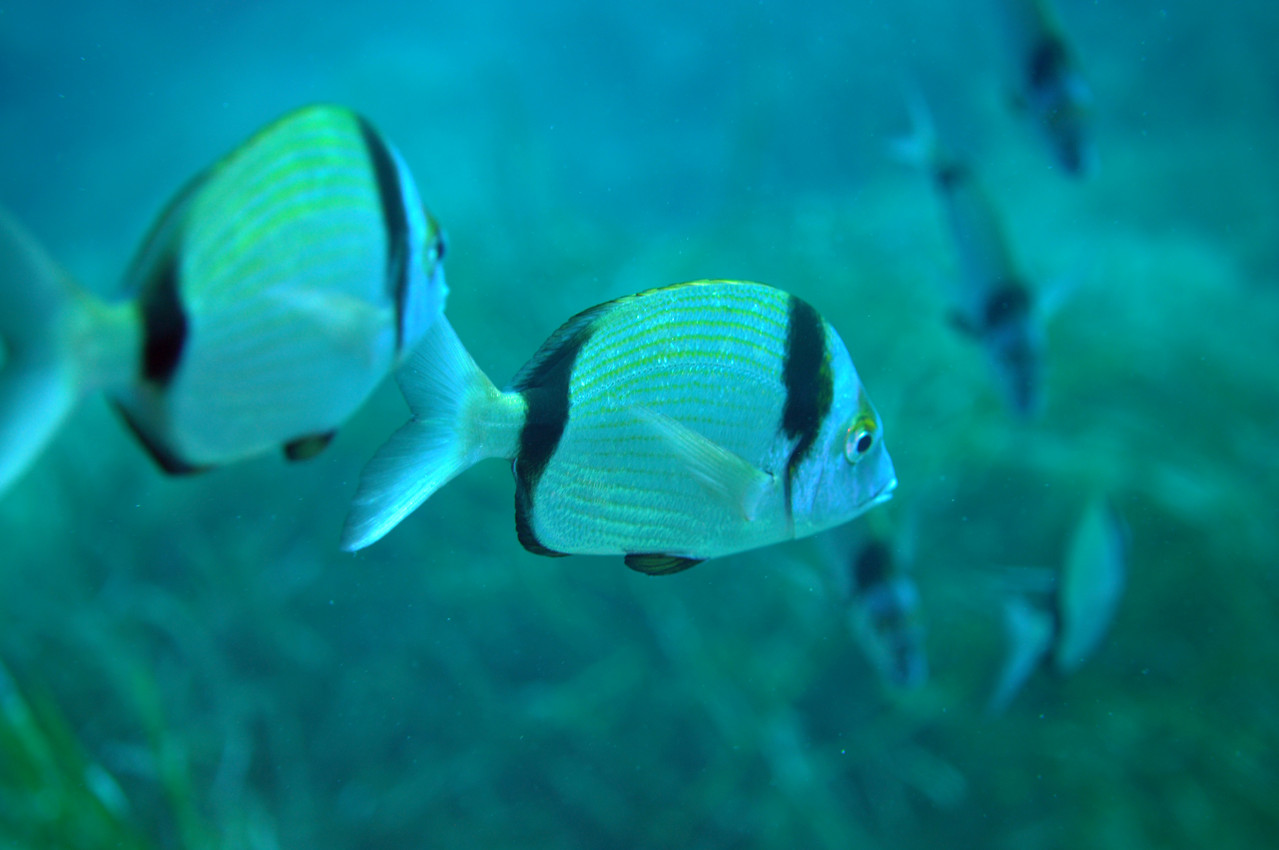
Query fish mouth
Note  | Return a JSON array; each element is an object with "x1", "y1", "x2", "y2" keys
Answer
[{"x1": 869, "y1": 474, "x2": 898, "y2": 508}]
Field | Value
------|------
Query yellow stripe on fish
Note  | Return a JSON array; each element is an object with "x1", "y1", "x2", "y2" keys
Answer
[{"x1": 342, "y1": 280, "x2": 896, "y2": 574}]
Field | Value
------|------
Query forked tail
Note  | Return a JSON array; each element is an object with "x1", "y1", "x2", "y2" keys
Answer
[
  {"x1": 0, "y1": 207, "x2": 138, "y2": 495},
  {"x1": 340, "y1": 316, "x2": 525, "y2": 551}
]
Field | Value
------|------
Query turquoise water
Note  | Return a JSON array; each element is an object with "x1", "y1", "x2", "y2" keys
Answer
[{"x1": 2, "y1": 1, "x2": 1277, "y2": 847}]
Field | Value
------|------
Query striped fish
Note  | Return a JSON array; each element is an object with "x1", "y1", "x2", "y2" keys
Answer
[
  {"x1": 1000, "y1": 0, "x2": 1097, "y2": 177},
  {"x1": 846, "y1": 536, "x2": 928, "y2": 690},
  {"x1": 342, "y1": 280, "x2": 896, "y2": 574},
  {"x1": 0, "y1": 104, "x2": 446, "y2": 493},
  {"x1": 987, "y1": 497, "x2": 1128, "y2": 713},
  {"x1": 893, "y1": 93, "x2": 1045, "y2": 416}
]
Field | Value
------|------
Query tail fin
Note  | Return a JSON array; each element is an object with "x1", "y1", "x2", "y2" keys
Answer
[
  {"x1": 887, "y1": 86, "x2": 943, "y2": 172},
  {"x1": 0, "y1": 207, "x2": 137, "y2": 495},
  {"x1": 340, "y1": 317, "x2": 524, "y2": 551},
  {"x1": 986, "y1": 594, "x2": 1054, "y2": 715}
]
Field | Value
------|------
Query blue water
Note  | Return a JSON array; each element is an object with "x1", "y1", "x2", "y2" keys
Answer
[{"x1": 2, "y1": 1, "x2": 1277, "y2": 848}]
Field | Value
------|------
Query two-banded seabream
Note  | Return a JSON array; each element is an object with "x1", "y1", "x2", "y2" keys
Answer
[
  {"x1": 342, "y1": 280, "x2": 896, "y2": 573},
  {"x1": 0, "y1": 103, "x2": 447, "y2": 494}
]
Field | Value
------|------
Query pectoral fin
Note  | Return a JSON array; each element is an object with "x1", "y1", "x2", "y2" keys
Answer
[
  {"x1": 270, "y1": 289, "x2": 391, "y2": 366},
  {"x1": 630, "y1": 405, "x2": 772, "y2": 522}
]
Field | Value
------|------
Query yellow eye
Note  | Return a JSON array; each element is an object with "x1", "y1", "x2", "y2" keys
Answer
[
  {"x1": 423, "y1": 211, "x2": 447, "y2": 263},
  {"x1": 844, "y1": 414, "x2": 877, "y2": 464}
]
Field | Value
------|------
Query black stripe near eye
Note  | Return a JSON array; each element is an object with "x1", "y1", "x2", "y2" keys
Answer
[
  {"x1": 781, "y1": 295, "x2": 833, "y2": 515},
  {"x1": 357, "y1": 116, "x2": 410, "y2": 350}
]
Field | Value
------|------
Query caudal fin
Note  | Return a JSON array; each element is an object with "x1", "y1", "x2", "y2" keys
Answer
[
  {"x1": 340, "y1": 316, "x2": 524, "y2": 551},
  {"x1": 887, "y1": 85, "x2": 943, "y2": 172},
  {"x1": 0, "y1": 207, "x2": 137, "y2": 496},
  {"x1": 986, "y1": 594, "x2": 1055, "y2": 715}
]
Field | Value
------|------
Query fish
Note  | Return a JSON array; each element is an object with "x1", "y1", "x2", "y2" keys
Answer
[
  {"x1": 999, "y1": 0, "x2": 1097, "y2": 177},
  {"x1": 845, "y1": 534, "x2": 929, "y2": 689},
  {"x1": 986, "y1": 497, "x2": 1128, "y2": 713},
  {"x1": 892, "y1": 93, "x2": 1046, "y2": 416},
  {"x1": 341, "y1": 280, "x2": 897, "y2": 573},
  {"x1": 0, "y1": 104, "x2": 447, "y2": 494}
]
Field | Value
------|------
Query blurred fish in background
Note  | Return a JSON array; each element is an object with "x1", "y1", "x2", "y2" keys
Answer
[
  {"x1": 987, "y1": 497, "x2": 1129, "y2": 714},
  {"x1": 997, "y1": 0, "x2": 1097, "y2": 177},
  {"x1": 342, "y1": 280, "x2": 896, "y2": 571},
  {"x1": 891, "y1": 93, "x2": 1047, "y2": 416},
  {"x1": 0, "y1": 104, "x2": 447, "y2": 495},
  {"x1": 817, "y1": 512, "x2": 929, "y2": 690}
]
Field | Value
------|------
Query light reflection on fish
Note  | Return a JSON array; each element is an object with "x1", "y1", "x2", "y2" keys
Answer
[
  {"x1": 1000, "y1": 0, "x2": 1097, "y2": 177},
  {"x1": 342, "y1": 281, "x2": 897, "y2": 573},
  {"x1": 893, "y1": 95, "x2": 1045, "y2": 416},
  {"x1": 987, "y1": 497, "x2": 1128, "y2": 714},
  {"x1": 0, "y1": 105, "x2": 447, "y2": 494}
]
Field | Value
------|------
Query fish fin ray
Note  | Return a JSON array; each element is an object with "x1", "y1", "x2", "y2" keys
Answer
[{"x1": 341, "y1": 317, "x2": 517, "y2": 550}]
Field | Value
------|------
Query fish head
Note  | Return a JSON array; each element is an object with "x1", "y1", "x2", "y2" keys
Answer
[{"x1": 791, "y1": 342, "x2": 896, "y2": 537}]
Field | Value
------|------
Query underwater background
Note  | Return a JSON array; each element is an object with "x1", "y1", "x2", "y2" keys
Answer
[{"x1": 2, "y1": 0, "x2": 1277, "y2": 847}]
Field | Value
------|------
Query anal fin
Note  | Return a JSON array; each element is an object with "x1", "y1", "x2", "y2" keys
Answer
[
  {"x1": 283, "y1": 429, "x2": 337, "y2": 462},
  {"x1": 625, "y1": 553, "x2": 704, "y2": 576}
]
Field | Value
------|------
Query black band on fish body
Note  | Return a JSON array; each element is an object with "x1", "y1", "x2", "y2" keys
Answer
[
  {"x1": 112, "y1": 402, "x2": 207, "y2": 475},
  {"x1": 357, "y1": 116, "x2": 411, "y2": 351},
  {"x1": 982, "y1": 282, "x2": 1032, "y2": 333},
  {"x1": 933, "y1": 160, "x2": 970, "y2": 194},
  {"x1": 853, "y1": 539, "x2": 894, "y2": 592},
  {"x1": 137, "y1": 251, "x2": 188, "y2": 385},
  {"x1": 515, "y1": 478, "x2": 568, "y2": 557},
  {"x1": 780, "y1": 295, "x2": 833, "y2": 522},
  {"x1": 511, "y1": 323, "x2": 595, "y2": 557},
  {"x1": 1028, "y1": 36, "x2": 1069, "y2": 94}
]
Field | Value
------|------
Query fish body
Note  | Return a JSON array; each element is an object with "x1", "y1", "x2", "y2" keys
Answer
[
  {"x1": 1052, "y1": 497, "x2": 1128, "y2": 673},
  {"x1": 1000, "y1": 0, "x2": 1097, "y2": 177},
  {"x1": 846, "y1": 537, "x2": 928, "y2": 689},
  {"x1": 987, "y1": 497, "x2": 1128, "y2": 713},
  {"x1": 893, "y1": 96, "x2": 1045, "y2": 415},
  {"x1": 342, "y1": 281, "x2": 896, "y2": 573},
  {"x1": 0, "y1": 104, "x2": 446, "y2": 492}
]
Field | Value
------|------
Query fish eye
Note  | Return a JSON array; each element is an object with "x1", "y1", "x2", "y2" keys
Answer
[
  {"x1": 426, "y1": 232, "x2": 446, "y2": 264},
  {"x1": 844, "y1": 415, "x2": 877, "y2": 464}
]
